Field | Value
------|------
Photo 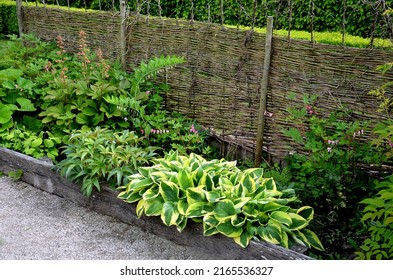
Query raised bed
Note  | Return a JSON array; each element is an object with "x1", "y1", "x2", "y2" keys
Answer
[{"x1": 0, "y1": 147, "x2": 311, "y2": 260}]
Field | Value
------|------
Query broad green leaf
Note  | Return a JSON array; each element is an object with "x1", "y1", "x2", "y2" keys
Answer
[
  {"x1": 186, "y1": 187, "x2": 206, "y2": 204},
  {"x1": 216, "y1": 221, "x2": 243, "y2": 238},
  {"x1": 231, "y1": 215, "x2": 245, "y2": 227},
  {"x1": 30, "y1": 138, "x2": 43, "y2": 148},
  {"x1": 185, "y1": 202, "x2": 206, "y2": 218},
  {"x1": 203, "y1": 213, "x2": 219, "y2": 227},
  {"x1": 270, "y1": 211, "x2": 292, "y2": 226},
  {"x1": 177, "y1": 169, "x2": 194, "y2": 190},
  {"x1": 297, "y1": 206, "x2": 314, "y2": 221},
  {"x1": 176, "y1": 215, "x2": 187, "y2": 232},
  {"x1": 300, "y1": 229, "x2": 325, "y2": 251},
  {"x1": 177, "y1": 199, "x2": 188, "y2": 215},
  {"x1": 258, "y1": 225, "x2": 281, "y2": 245},
  {"x1": 198, "y1": 172, "x2": 214, "y2": 190},
  {"x1": 129, "y1": 178, "x2": 154, "y2": 192},
  {"x1": 16, "y1": 98, "x2": 36, "y2": 111},
  {"x1": 138, "y1": 167, "x2": 151, "y2": 178},
  {"x1": 43, "y1": 139, "x2": 54, "y2": 148},
  {"x1": 360, "y1": 198, "x2": 385, "y2": 208},
  {"x1": 136, "y1": 199, "x2": 145, "y2": 218},
  {"x1": 203, "y1": 222, "x2": 219, "y2": 236},
  {"x1": 260, "y1": 201, "x2": 290, "y2": 213},
  {"x1": 240, "y1": 174, "x2": 256, "y2": 195},
  {"x1": 214, "y1": 199, "x2": 236, "y2": 221},
  {"x1": 161, "y1": 201, "x2": 180, "y2": 226},
  {"x1": 159, "y1": 181, "x2": 179, "y2": 202},
  {"x1": 233, "y1": 197, "x2": 251, "y2": 211},
  {"x1": 144, "y1": 197, "x2": 164, "y2": 216},
  {"x1": 206, "y1": 191, "x2": 225, "y2": 203},
  {"x1": 288, "y1": 213, "x2": 309, "y2": 230},
  {"x1": 142, "y1": 186, "x2": 160, "y2": 201},
  {"x1": 0, "y1": 103, "x2": 13, "y2": 124},
  {"x1": 233, "y1": 230, "x2": 253, "y2": 248},
  {"x1": 123, "y1": 191, "x2": 142, "y2": 203}
]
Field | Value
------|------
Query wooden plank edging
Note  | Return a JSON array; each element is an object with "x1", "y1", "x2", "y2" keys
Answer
[{"x1": 0, "y1": 147, "x2": 311, "y2": 260}]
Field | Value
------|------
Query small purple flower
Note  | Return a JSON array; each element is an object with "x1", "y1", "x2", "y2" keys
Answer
[
  {"x1": 146, "y1": 90, "x2": 151, "y2": 95},
  {"x1": 141, "y1": 129, "x2": 144, "y2": 135},
  {"x1": 327, "y1": 147, "x2": 332, "y2": 153}
]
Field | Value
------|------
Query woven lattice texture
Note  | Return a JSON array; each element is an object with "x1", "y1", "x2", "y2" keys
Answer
[{"x1": 22, "y1": 6, "x2": 393, "y2": 160}]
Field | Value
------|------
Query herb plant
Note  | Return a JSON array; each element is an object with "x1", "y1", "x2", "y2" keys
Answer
[{"x1": 56, "y1": 127, "x2": 157, "y2": 196}]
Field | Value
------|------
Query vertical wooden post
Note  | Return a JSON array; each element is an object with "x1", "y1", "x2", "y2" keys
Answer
[
  {"x1": 254, "y1": 16, "x2": 273, "y2": 167},
  {"x1": 16, "y1": 0, "x2": 23, "y2": 38},
  {"x1": 120, "y1": 0, "x2": 127, "y2": 71}
]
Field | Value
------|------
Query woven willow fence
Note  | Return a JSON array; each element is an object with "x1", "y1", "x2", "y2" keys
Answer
[{"x1": 19, "y1": 3, "x2": 393, "y2": 162}]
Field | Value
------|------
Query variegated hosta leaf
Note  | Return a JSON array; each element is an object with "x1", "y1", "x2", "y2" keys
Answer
[
  {"x1": 240, "y1": 174, "x2": 257, "y2": 195},
  {"x1": 142, "y1": 186, "x2": 159, "y2": 201},
  {"x1": 176, "y1": 215, "x2": 188, "y2": 232},
  {"x1": 144, "y1": 197, "x2": 164, "y2": 216},
  {"x1": 206, "y1": 190, "x2": 225, "y2": 203},
  {"x1": 178, "y1": 169, "x2": 194, "y2": 190},
  {"x1": 287, "y1": 213, "x2": 309, "y2": 230},
  {"x1": 216, "y1": 221, "x2": 243, "y2": 238},
  {"x1": 159, "y1": 180, "x2": 179, "y2": 202},
  {"x1": 136, "y1": 199, "x2": 145, "y2": 218},
  {"x1": 269, "y1": 211, "x2": 292, "y2": 227},
  {"x1": 234, "y1": 230, "x2": 254, "y2": 248},
  {"x1": 185, "y1": 202, "x2": 207, "y2": 218},
  {"x1": 203, "y1": 222, "x2": 219, "y2": 236},
  {"x1": 257, "y1": 223, "x2": 282, "y2": 245},
  {"x1": 128, "y1": 177, "x2": 154, "y2": 192},
  {"x1": 214, "y1": 199, "x2": 236, "y2": 222},
  {"x1": 198, "y1": 172, "x2": 214, "y2": 191},
  {"x1": 296, "y1": 206, "x2": 314, "y2": 222},
  {"x1": 177, "y1": 199, "x2": 188, "y2": 216},
  {"x1": 118, "y1": 190, "x2": 142, "y2": 203},
  {"x1": 186, "y1": 187, "x2": 206, "y2": 204},
  {"x1": 161, "y1": 201, "x2": 180, "y2": 226}
]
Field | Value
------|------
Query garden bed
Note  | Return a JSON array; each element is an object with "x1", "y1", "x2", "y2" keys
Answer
[{"x1": 0, "y1": 147, "x2": 311, "y2": 260}]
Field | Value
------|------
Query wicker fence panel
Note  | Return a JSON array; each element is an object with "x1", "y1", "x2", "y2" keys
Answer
[
  {"x1": 22, "y1": 7, "x2": 120, "y2": 59},
  {"x1": 20, "y1": 6, "x2": 393, "y2": 161}
]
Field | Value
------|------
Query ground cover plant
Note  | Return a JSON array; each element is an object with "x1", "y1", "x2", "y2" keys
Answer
[{"x1": 118, "y1": 150, "x2": 324, "y2": 251}]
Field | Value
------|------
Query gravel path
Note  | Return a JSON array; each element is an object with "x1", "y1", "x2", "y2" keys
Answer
[{"x1": 0, "y1": 176, "x2": 213, "y2": 260}]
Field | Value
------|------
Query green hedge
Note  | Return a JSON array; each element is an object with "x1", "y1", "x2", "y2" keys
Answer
[
  {"x1": 42, "y1": 0, "x2": 392, "y2": 39},
  {"x1": 0, "y1": 0, "x2": 18, "y2": 37}
]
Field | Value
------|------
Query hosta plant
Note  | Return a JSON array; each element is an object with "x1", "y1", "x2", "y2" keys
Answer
[
  {"x1": 56, "y1": 127, "x2": 157, "y2": 196},
  {"x1": 118, "y1": 150, "x2": 324, "y2": 251}
]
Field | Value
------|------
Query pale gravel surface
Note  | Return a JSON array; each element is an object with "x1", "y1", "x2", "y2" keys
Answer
[{"x1": 0, "y1": 176, "x2": 213, "y2": 260}]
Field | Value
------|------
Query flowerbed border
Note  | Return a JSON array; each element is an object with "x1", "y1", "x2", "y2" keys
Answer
[{"x1": 0, "y1": 147, "x2": 311, "y2": 260}]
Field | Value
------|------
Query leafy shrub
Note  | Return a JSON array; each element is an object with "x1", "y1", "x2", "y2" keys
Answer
[
  {"x1": 356, "y1": 175, "x2": 393, "y2": 260},
  {"x1": 0, "y1": 0, "x2": 17, "y2": 37},
  {"x1": 118, "y1": 150, "x2": 324, "y2": 251},
  {"x1": 56, "y1": 127, "x2": 157, "y2": 196},
  {"x1": 283, "y1": 94, "x2": 384, "y2": 215}
]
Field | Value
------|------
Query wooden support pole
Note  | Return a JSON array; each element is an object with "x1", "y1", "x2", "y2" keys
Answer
[
  {"x1": 254, "y1": 16, "x2": 273, "y2": 167},
  {"x1": 16, "y1": 0, "x2": 23, "y2": 38},
  {"x1": 120, "y1": 0, "x2": 127, "y2": 71}
]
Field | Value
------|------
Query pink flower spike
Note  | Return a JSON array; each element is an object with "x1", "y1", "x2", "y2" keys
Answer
[{"x1": 141, "y1": 129, "x2": 144, "y2": 135}]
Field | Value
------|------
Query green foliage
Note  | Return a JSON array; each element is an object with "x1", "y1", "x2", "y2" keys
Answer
[
  {"x1": 7, "y1": 169, "x2": 23, "y2": 181},
  {"x1": 356, "y1": 175, "x2": 393, "y2": 260},
  {"x1": 283, "y1": 94, "x2": 385, "y2": 215},
  {"x1": 0, "y1": 34, "x2": 205, "y2": 161},
  {"x1": 279, "y1": 93, "x2": 388, "y2": 258},
  {"x1": 56, "y1": 127, "x2": 157, "y2": 197},
  {"x1": 118, "y1": 150, "x2": 324, "y2": 251}
]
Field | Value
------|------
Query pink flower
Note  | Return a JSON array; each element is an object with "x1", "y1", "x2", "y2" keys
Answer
[
  {"x1": 327, "y1": 147, "x2": 332, "y2": 153},
  {"x1": 141, "y1": 129, "x2": 144, "y2": 135},
  {"x1": 146, "y1": 91, "x2": 151, "y2": 95}
]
